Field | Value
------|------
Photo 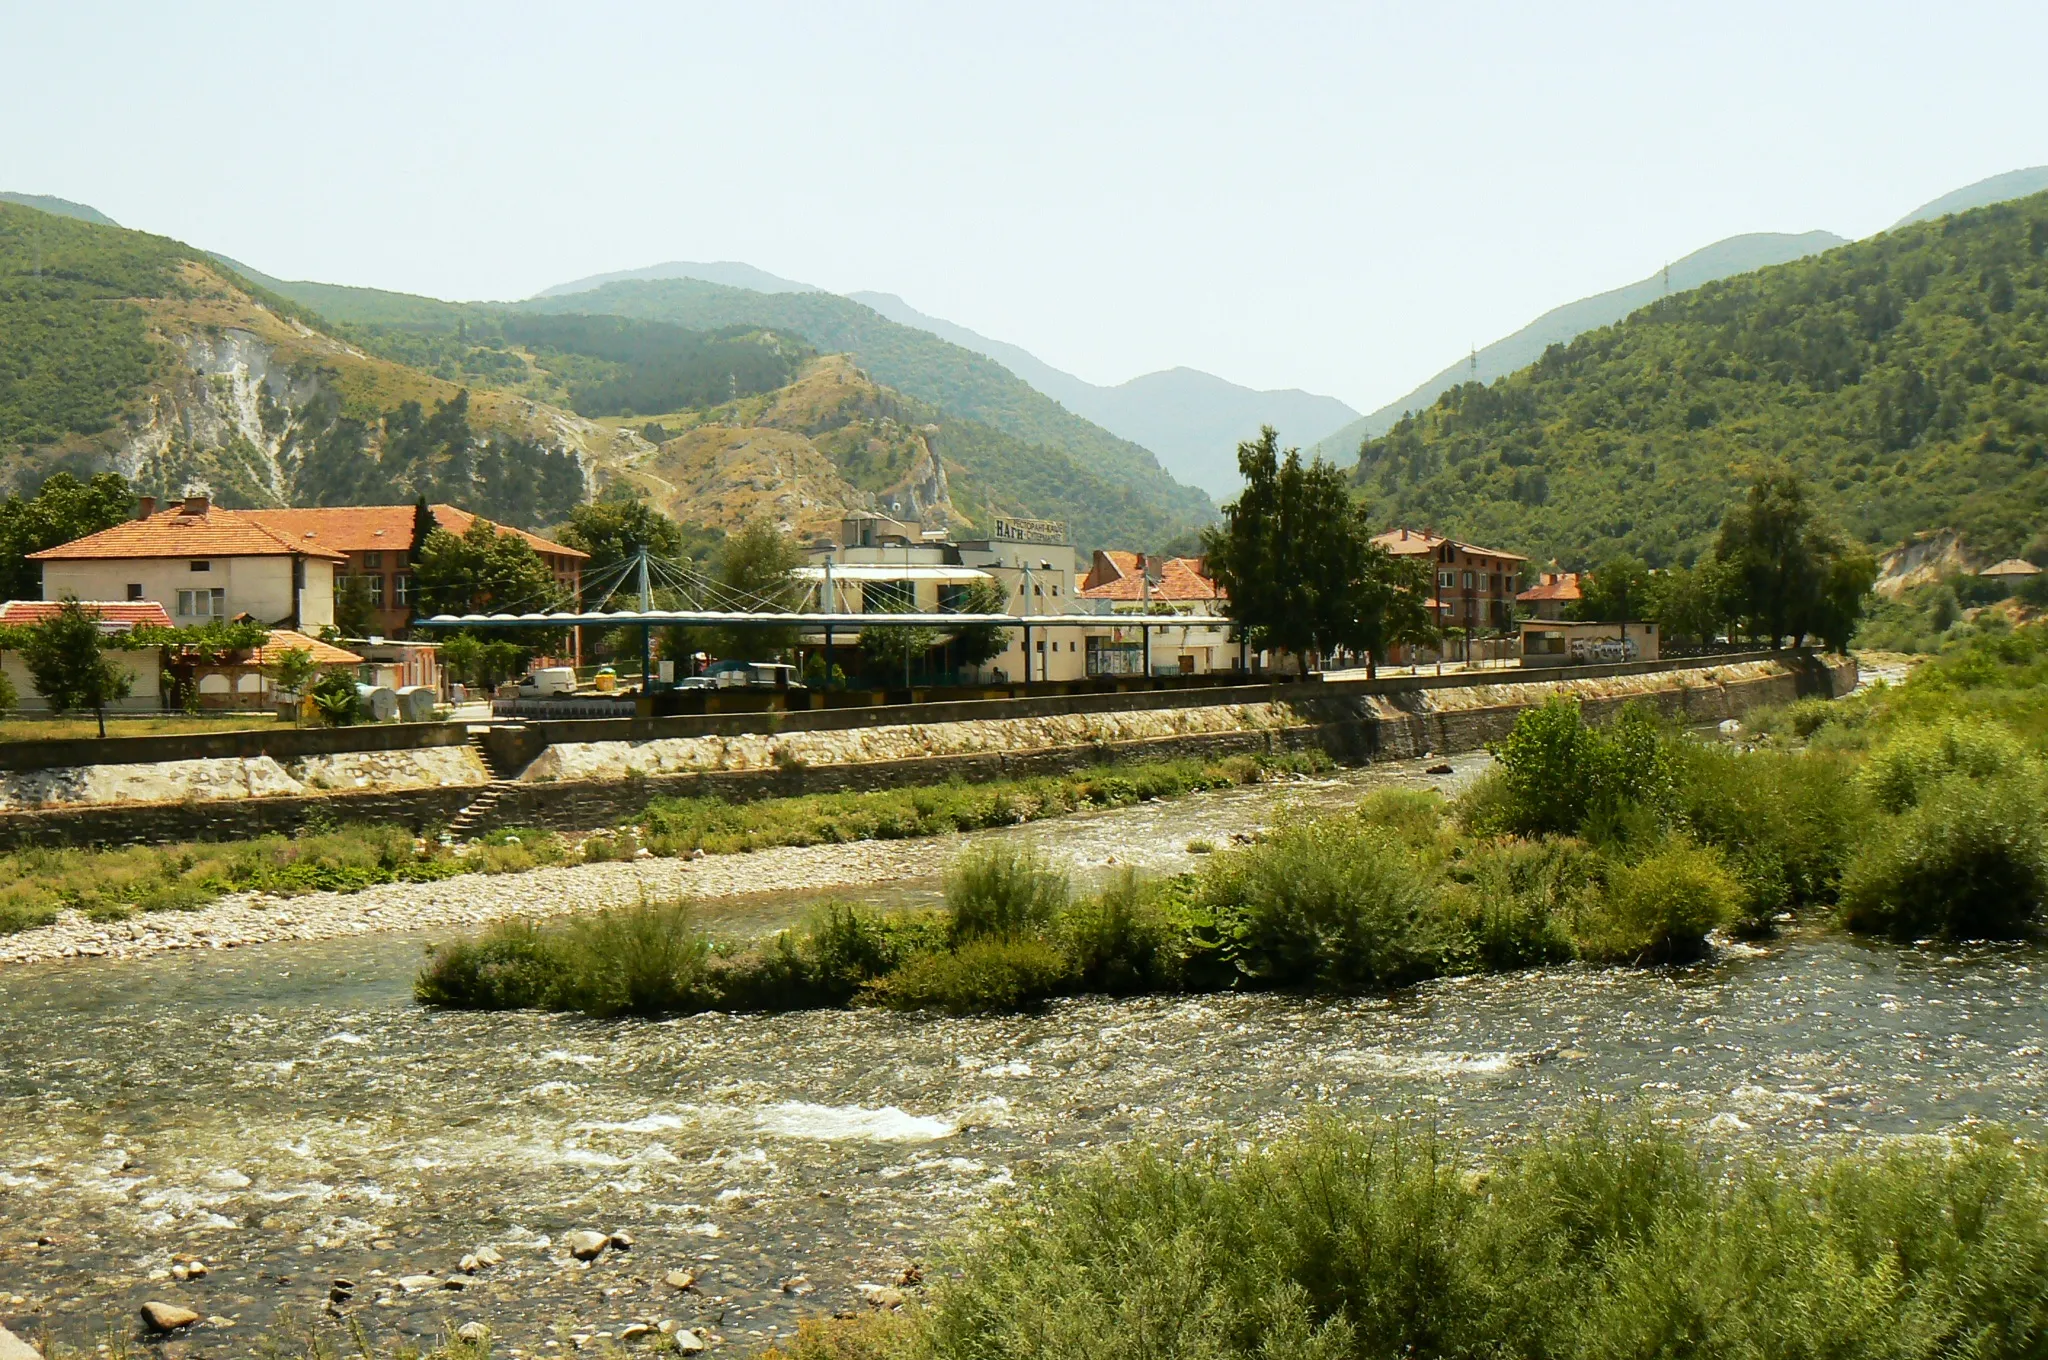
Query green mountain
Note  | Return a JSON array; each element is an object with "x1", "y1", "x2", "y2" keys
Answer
[
  {"x1": 1313, "y1": 232, "x2": 1849, "y2": 460},
  {"x1": 0, "y1": 202, "x2": 641, "y2": 527},
  {"x1": 259, "y1": 272, "x2": 1217, "y2": 547},
  {"x1": 1351, "y1": 192, "x2": 2048, "y2": 568},
  {"x1": 512, "y1": 278, "x2": 1216, "y2": 531}
]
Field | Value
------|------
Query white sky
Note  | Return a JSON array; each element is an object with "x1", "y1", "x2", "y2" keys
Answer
[{"x1": 6, "y1": 1, "x2": 2047, "y2": 412}]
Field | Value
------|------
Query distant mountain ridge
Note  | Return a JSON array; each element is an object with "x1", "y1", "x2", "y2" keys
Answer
[
  {"x1": 848, "y1": 291, "x2": 1357, "y2": 498},
  {"x1": 0, "y1": 192, "x2": 118, "y2": 226},
  {"x1": 538, "y1": 260, "x2": 820, "y2": 298},
  {"x1": 1893, "y1": 166, "x2": 2048, "y2": 229}
]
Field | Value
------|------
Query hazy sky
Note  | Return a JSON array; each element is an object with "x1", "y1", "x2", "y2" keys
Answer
[{"x1": 7, "y1": 2, "x2": 2046, "y2": 413}]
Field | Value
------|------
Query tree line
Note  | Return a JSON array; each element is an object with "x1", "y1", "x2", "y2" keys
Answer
[{"x1": 1203, "y1": 428, "x2": 1872, "y2": 670}]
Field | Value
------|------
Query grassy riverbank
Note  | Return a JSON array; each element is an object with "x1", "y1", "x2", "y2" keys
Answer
[
  {"x1": 419, "y1": 627, "x2": 2048, "y2": 1019},
  {"x1": 763, "y1": 1121, "x2": 2048, "y2": 1360},
  {"x1": 0, "y1": 752, "x2": 1323, "y2": 936}
]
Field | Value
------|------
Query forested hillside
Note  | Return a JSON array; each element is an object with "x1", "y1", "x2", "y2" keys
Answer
[
  {"x1": 0, "y1": 202, "x2": 639, "y2": 528},
  {"x1": 249, "y1": 271, "x2": 1213, "y2": 548},
  {"x1": 1353, "y1": 192, "x2": 2048, "y2": 567},
  {"x1": 511, "y1": 279, "x2": 1216, "y2": 530}
]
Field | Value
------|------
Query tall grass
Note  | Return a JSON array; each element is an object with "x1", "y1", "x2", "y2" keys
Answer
[
  {"x1": 635, "y1": 753, "x2": 1327, "y2": 855},
  {"x1": 415, "y1": 899, "x2": 715, "y2": 1016},
  {"x1": 908, "y1": 1120, "x2": 2048, "y2": 1360}
]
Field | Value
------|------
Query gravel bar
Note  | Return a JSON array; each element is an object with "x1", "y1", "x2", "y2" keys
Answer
[{"x1": 0, "y1": 837, "x2": 955, "y2": 967}]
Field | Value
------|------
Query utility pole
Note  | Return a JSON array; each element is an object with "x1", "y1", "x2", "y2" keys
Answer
[
  {"x1": 637, "y1": 545, "x2": 653, "y2": 692},
  {"x1": 1020, "y1": 558, "x2": 1033, "y2": 687}
]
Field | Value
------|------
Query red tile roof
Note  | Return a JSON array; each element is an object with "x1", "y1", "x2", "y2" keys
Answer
[
  {"x1": 27, "y1": 504, "x2": 349, "y2": 562},
  {"x1": 1079, "y1": 553, "x2": 1222, "y2": 602},
  {"x1": 0, "y1": 600, "x2": 174, "y2": 630},
  {"x1": 1516, "y1": 572, "x2": 1583, "y2": 603},
  {"x1": 428, "y1": 506, "x2": 586, "y2": 561},
  {"x1": 244, "y1": 504, "x2": 587, "y2": 561},
  {"x1": 245, "y1": 506, "x2": 416, "y2": 554},
  {"x1": 244, "y1": 630, "x2": 363, "y2": 666},
  {"x1": 1372, "y1": 528, "x2": 1528, "y2": 563}
]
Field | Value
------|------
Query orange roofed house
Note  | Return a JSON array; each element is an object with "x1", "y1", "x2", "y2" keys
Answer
[
  {"x1": 244, "y1": 504, "x2": 587, "y2": 638},
  {"x1": 1078, "y1": 551, "x2": 1239, "y2": 675},
  {"x1": 1515, "y1": 571, "x2": 1583, "y2": 620},
  {"x1": 28, "y1": 492, "x2": 346, "y2": 630}
]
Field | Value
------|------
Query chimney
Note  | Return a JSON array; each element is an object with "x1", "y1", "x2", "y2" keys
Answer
[
  {"x1": 183, "y1": 491, "x2": 210, "y2": 516},
  {"x1": 136, "y1": 495, "x2": 156, "y2": 520}
]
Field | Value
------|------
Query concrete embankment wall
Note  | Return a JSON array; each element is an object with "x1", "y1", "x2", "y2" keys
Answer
[{"x1": 0, "y1": 653, "x2": 1853, "y2": 848}]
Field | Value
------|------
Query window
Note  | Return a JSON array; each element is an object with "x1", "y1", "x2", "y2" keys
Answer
[
  {"x1": 126, "y1": 584, "x2": 143, "y2": 601},
  {"x1": 1462, "y1": 571, "x2": 1476, "y2": 589},
  {"x1": 189, "y1": 560, "x2": 210, "y2": 572},
  {"x1": 363, "y1": 550, "x2": 383, "y2": 569},
  {"x1": 366, "y1": 575, "x2": 385, "y2": 607},
  {"x1": 1438, "y1": 570, "x2": 1455, "y2": 589},
  {"x1": 176, "y1": 588, "x2": 225, "y2": 618},
  {"x1": 393, "y1": 574, "x2": 412, "y2": 607},
  {"x1": 392, "y1": 551, "x2": 408, "y2": 568}
]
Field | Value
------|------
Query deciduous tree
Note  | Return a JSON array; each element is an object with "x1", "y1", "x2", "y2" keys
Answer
[
  {"x1": 1203, "y1": 427, "x2": 1435, "y2": 675},
  {"x1": 23, "y1": 600, "x2": 134, "y2": 738}
]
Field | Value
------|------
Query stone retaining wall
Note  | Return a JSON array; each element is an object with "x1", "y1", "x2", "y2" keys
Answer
[{"x1": 0, "y1": 654, "x2": 1852, "y2": 849}]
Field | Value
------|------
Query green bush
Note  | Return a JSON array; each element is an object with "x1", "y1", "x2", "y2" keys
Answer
[
  {"x1": 1577, "y1": 839, "x2": 1740, "y2": 964},
  {"x1": 867, "y1": 936, "x2": 1073, "y2": 1015},
  {"x1": 1859, "y1": 717, "x2": 2033, "y2": 813},
  {"x1": 1839, "y1": 775, "x2": 2048, "y2": 940},
  {"x1": 1665, "y1": 742, "x2": 1864, "y2": 926},
  {"x1": 414, "y1": 920, "x2": 561, "y2": 1009},
  {"x1": 911, "y1": 1120, "x2": 2048, "y2": 1360},
  {"x1": 1059, "y1": 869, "x2": 1181, "y2": 995},
  {"x1": 716, "y1": 903, "x2": 946, "y2": 1011},
  {"x1": 1468, "y1": 699, "x2": 1672, "y2": 840},
  {"x1": 1446, "y1": 837, "x2": 1588, "y2": 970},
  {"x1": 1202, "y1": 818, "x2": 1453, "y2": 991},
  {"x1": 945, "y1": 844, "x2": 1069, "y2": 943},
  {"x1": 415, "y1": 900, "x2": 715, "y2": 1016}
]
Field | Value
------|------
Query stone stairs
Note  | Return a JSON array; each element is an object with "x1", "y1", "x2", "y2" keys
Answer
[{"x1": 445, "y1": 728, "x2": 521, "y2": 841}]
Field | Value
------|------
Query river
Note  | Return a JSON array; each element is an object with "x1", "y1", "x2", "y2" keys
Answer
[{"x1": 2, "y1": 755, "x2": 2043, "y2": 1355}]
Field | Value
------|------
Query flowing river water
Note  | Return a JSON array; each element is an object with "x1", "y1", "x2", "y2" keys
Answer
[{"x1": 3, "y1": 754, "x2": 2046, "y2": 1355}]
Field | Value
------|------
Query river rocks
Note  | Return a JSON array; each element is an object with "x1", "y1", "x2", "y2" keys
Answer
[
  {"x1": 456, "y1": 1323, "x2": 489, "y2": 1344},
  {"x1": 397, "y1": 1275, "x2": 441, "y2": 1294},
  {"x1": 858, "y1": 1285, "x2": 906, "y2": 1309},
  {"x1": 607, "y1": 1230, "x2": 634, "y2": 1250},
  {"x1": 618, "y1": 1324, "x2": 652, "y2": 1343},
  {"x1": 671, "y1": 1331, "x2": 707, "y2": 1354},
  {"x1": 473, "y1": 1245, "x2": 503, "y2": 1267},
  {"x1": 458, "y1": 1255, "x2": 480, "y2": 1274},
  {"x1": 140, "y1": 1302, "x2": 202, "y2": 1332},
  {"x1": 562, "y1": 1230, "x2": 611, "y2": 1261},
  {"x1": 2, "y1": 830, "x2": 961, "y2": 967},
  {"x1": 779, "y1": 1274, "x2": 813, "y2": 1295},
  {"x1": 0, "y1": 1325, "x2": 44, "y2": 1360},
  {"x1": 663, "y1": 1268, "x2": 698, "y2": 1291}
]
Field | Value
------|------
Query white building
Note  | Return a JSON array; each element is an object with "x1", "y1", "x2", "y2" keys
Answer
[{"x1": 29, "y1": 491, "x2": 343, "y2": 630}]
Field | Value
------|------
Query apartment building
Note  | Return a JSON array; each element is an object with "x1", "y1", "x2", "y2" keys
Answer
[{"x1": 1372, "y1": 528, "x2": 1528, "y2": 631}]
